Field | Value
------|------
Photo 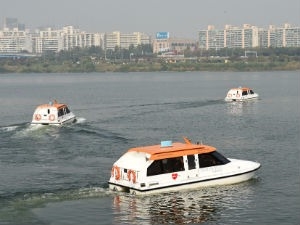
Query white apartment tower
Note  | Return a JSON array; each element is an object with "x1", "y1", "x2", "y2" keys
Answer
[
  {"x1": 198, "y1": 23, "x2": 299, "y2": 50},
  {"x1": 0, "y1": 28, "x2": 32, "y2": 53},
  {"x1": 104, "y1": 31, "x2": 151, "y2": 50}
]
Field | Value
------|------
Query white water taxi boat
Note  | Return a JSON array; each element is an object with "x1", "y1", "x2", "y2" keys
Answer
[
  {"x1": 108, "y1": 137, "x2": 260, "y2": 195},
  {"x1": 225, "y1": 87, "x2": 259, "y2": 102},
  {"x1": 31, "y1": 100, "x2": 76, "y2": 125}
]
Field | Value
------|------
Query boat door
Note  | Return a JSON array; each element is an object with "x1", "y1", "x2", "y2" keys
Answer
[{"x1": 183, "y1": 154, "x2": 199, "y2": 179}]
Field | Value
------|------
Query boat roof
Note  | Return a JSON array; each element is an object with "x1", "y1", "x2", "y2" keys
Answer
[
  {"x1": 128, "y1": 142, "x2": 216, "y2": 160},
  {"x1": 229, "y1": 87, "x2": 252, "y2": 91},
  {"x1": 35, "y1": 101, "x2": 67, "y2": 110}
]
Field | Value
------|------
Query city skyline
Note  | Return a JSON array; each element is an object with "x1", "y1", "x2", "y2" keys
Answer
[{"x1": 1, "y1": 0, "x2": 299, "y2": 38}]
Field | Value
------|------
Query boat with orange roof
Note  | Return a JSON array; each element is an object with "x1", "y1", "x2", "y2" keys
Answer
[
  {"x1": 108, "y1": 137, "x2": 260, "y2": 195},
  {"x1": 225, "y1": 87, "x2": 259, "y2": 102},
  {"x1": 31, "y1": 100, "x2": 76, "y2": 125}
]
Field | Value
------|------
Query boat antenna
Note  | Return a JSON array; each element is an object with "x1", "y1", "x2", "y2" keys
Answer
[{"x1": 183, "y1": 136, "x2": 192, "y2": 144}]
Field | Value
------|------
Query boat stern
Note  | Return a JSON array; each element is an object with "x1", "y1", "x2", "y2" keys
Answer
[{"x1": 31, "y1": 102, "x2": 76, "y2": 125}]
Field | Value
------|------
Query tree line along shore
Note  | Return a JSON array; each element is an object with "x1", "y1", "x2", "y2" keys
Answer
[{"x1": 1, "y1": 46, "x2": 300, "y2": 73}]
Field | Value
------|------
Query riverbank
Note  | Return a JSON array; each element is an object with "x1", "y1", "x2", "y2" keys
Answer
[{"x1": 1, "y1": 58, "x2": 300, "y2": 73}]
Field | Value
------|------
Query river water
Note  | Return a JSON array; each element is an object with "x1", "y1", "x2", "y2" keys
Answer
[{"x1": 0, "y1": 71, "x2": 299, "y2": 225}]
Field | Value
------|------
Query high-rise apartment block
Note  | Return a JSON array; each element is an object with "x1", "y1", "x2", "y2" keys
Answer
[
  {"x1": 0, "y1": 28, "x2": 32, "y2": 53},
  {"x1": 0, "y1": 18, "x2": 299, "y2": 55},
  {"x1": 0, "y1": 25, "x2": 151, "y2": 54},
  {"x1": 0, "y1": 18, "x2": 152, "y2": 54},
  {"x1": 31, "y1": 26, "x2": 101, "y2": 54},
  {"x1": 199, "y1": 23, "x2": 300, "y2": 50},
  {"x1": 104, "y1": 31, "x2": 151, "y2": 50}
]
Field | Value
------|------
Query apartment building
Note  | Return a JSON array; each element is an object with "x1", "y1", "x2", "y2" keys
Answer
[
  {"x1": 224, "y1": 25, "x2": 243, "y2": 48},
  {"x1": 274, "y1": 23, "x2": 300, "y2": 47},
  {"x1": 258, "y1": 28, "x2": 269, "y2": 48},
  {"x1": 0, "y1": 19, "x2": 102, "y2": 54},
  {"x1": 199, "y1": 23, "x2": 300, "y2": 50},
  {"x1": 285, "y1": 26, "x2": 300, "y2": 47},
  {"x1": 0, "y1": 17, "x2": 299, "y2": 54},
  {"x1": 32, "y1": 28, "x2": 63, "y2": 53},
  {"x1": 242, "y1": 24, "x2": 259, "y2": 48},
  {"x1": 0, "y1": 28, "x2": 32, "y2": 53},
  {"x1": 104, "y1": 31, "x2": 151, "y2": 50}
]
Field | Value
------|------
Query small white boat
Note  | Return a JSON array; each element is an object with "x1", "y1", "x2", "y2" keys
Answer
[
  {"x1": 31, "y1": 100, "x2": 76, "y2": 125},
  {"x1": 108, "y1": 137, "x2": 260, "y2": 195},
  {"x1": 225, "y1": 87, "x2": 259, "y2": 102}
]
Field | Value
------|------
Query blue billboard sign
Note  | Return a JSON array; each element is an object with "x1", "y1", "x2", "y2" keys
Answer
[{"x1": 156, "y1": 32, "x2": 169, "y2": 39}]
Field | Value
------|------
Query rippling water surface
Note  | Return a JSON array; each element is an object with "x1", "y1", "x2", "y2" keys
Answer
[{"x1": 0, "y1": 71, "x2": 299, "y2": 224}]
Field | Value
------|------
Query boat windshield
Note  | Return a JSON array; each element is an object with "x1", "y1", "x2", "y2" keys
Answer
[{"x1": 198, "y1": 151, "x2": 230, "y2": 168}]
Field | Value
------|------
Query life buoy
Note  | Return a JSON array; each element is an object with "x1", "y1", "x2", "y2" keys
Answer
[
  {"x1": 227, "y1": 93, "x2": 232, "y2": 98},
  {"x1": 236, "y1": 93, "x2": 240, "y2": 98},
  {"x1": 111, "y1": 166, "x2": 121, "y2": 180},
  {"x1": 127, "y1": 169, "x2": 136, "y2": 183},
  {"x1": 49, "y1": 114, "x2": 55, "y2": 121},
  {"x1": 34, "y1": 114, "x2": 41, "y2": 121}
]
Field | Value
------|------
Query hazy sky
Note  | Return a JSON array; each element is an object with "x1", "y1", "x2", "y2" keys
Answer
[{"x1": 1, "y1": 0, "x2": 299, "y2": 38}]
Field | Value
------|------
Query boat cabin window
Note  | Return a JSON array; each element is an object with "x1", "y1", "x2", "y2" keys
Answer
[
  {"x1": 198, "y1": 151, "x2": 230, "y2": 168},
  {"x1": 65, "y1": 107, "x2": 71, "y2": 114},
  {"x1": 242, "y1": 90, "x2": 248, "y2": 96},
  {"x1": 147, "y1": 156, "x2": 184, "y2": 176},
  {"x1": 250, "y1": 90, "x2": 254, "y2": 94},
  {"x1": 187, "y1": 155, "x2": 196, "y2": 170},
  {"x1": 47, "y1": 109, "x2": 50, "y2": 114}
]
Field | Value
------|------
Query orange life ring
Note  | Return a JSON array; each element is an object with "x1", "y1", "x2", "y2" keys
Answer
[
  {"x1": 49, "y1": 114, "x2": 55, "y2": 121},
  {"x1": 127, "y1": 169, "x2": 136, "y2": 183},
  {"x1": 236, "y1": 94, "x2": 240, "y2": 98},
  {"x1": 34, "y1": 114, "x2": 41, "y2": 121},
  {"x1": 111, "y1": 166, "x2": 121, "y2": 180}
]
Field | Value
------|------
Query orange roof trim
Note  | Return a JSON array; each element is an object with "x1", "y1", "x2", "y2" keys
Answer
[
  {"x1": 231, "y1": 87, "x2": 251, "y2": 91},
  {"x1": 128, "y1": 142, "x2": 216, "y2": 160},
  {"x1": 36, "y1": 103, "x2": 67, "y2": 110}
]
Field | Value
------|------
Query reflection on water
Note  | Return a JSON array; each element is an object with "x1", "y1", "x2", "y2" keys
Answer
[
  {"x1": 226, "y1": 100, "x2": 259, "y2": 116},
  {"x1": 112, "y1": 182, "x2": 256, "y2": 225}
]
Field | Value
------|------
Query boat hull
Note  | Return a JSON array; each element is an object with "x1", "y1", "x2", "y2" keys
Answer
[
  {"x1": 109, "y1": 167, "x2": 260, "y2": 195},
  {"x1": 31, "y1": 116, "x2": 76, "y2": 126},
  {"x1": 225, "y1": 94, "x2": 259, "y2": 102}
]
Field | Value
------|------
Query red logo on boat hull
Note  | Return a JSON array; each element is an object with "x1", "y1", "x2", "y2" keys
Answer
[{"x1": 172, "y1": 173, "x2": 178, "y2": 180}]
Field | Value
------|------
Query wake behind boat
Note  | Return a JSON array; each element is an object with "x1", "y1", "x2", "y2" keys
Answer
[
  {"x1": 31, "y1": 100, "x2": 76, "y2": 126},
  {"x1": 108, "y1": 137, "x2": 261, "y2": 195},
  {"x1": 225, "y1": 87, "x2": 259, "y2": 102}
]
